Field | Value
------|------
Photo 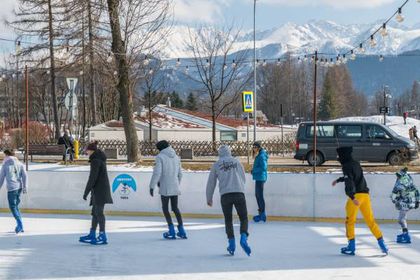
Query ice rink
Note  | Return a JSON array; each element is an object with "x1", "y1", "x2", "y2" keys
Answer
[{"x1": 1, "y1": 214, "x2": 420, "y2": 280}]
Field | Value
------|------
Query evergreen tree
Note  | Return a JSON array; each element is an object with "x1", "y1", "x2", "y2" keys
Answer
[
  {"x1": 318, "y1": 69, "x2": 338, "y2": 120},
  {"x1": 185, "y1": 92, "x2": 198, "y2": 111},
  {"x1": 170, "y1": 91, "x2": 184, "y2": 108}
]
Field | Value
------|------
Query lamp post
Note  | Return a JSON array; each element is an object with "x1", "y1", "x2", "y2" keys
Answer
[{"x1": 253, "y1": 0, "x2": 257, "y2": 142}]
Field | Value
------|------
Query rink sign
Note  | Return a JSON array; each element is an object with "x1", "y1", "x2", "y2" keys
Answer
[{"x1": 112, "y1": 174, "x2": 137, "y2": 200}]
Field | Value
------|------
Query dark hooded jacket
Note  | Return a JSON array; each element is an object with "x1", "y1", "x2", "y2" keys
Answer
[
  {"x1": 84, "y1": 149, "x2": 113, "y2": 205},
  {"x1": 336, "y1": 147, "x2": 369, "y2": 200}
]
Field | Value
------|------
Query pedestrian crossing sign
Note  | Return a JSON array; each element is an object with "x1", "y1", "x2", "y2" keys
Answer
[{"x1": 242, "y1": 91, "x2": 254, "y2": 113}]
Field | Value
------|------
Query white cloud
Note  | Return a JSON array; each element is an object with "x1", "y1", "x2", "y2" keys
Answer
[
  {"x1": 173, "y1": 0, "x2": 232, "y2": 23},
  {"x1": 260, "y1": 0, "x2": 396, "y2": 9}
]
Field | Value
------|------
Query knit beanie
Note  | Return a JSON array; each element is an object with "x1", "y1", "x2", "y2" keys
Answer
[{"x1": 156, "y1": 140, "x2": 170, "y2": 151}]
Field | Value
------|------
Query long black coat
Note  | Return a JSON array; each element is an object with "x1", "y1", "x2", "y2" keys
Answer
[{"x1": 84, "y1": 149, "x2": 113, "y2": 205}]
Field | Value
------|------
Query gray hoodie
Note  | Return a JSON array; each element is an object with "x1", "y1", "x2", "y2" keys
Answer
[
  {"x1": 149, "y1": 146, "x2": 182, "y2": 196},
  {"x1": 0, "y1": 156, "x2": 27, "y2": 192},
  {"x1": 206, "y1": 146, "x2": 246, "y2": 203}
]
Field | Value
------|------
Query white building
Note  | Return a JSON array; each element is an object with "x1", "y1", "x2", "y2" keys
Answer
[
  {"x1": 88, "y1": 120, "x2": 144, "y2": 141},
  {"x1": 88, "y1": 105, "x2": 297, "y2": 142}
]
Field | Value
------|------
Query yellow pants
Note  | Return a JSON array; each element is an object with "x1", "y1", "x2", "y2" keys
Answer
[{"x1": 345, "y1": 193, "x2": 383, "y2": 240}]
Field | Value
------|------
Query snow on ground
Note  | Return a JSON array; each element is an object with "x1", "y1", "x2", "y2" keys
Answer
[
  {"x1": 334, "y1": 115, "x2": 420, "y2": 140},
  {"x1": 1, "y1": 214, "x2": 420, "y2": 280}
]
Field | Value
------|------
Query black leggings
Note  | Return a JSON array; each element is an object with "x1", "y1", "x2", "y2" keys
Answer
[
  {"x1": 221, "y1": 192, "x2": 249, "y2": 239},
  {"x1": 91, "y1": 204, "x2": 105, "y2": 232},
  {"x1": 161, "y1": 196, "x2": 183, "y2": 226}
]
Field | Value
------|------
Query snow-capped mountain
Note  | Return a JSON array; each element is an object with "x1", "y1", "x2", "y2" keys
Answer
[{"x1": 163, "y1": 20, "x2": 420, "y2": 59}]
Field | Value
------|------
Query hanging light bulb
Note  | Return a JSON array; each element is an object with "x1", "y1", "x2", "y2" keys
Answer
[
  {"x1": 148, "y1": 68, "x2": 154, "y2": 75},
  {"x1": 106, "y1": 52, "x2": 113, "y2": 63},
  {"x1": 176, "y1": 58, "x2": 181, "y2": 68},
  {"x1": 370, "y1": 35, "x2": 377, "y2": 47},
  {"x1": 359, "y1": 43, "x2": 365, "y2": 54},
  {"x1": 223, "y1": 63, "x2": 227, "y2": 70},
  {"x1": 231, "y1": 60, "x2": 237, "y2": 68},
  {"x1": 379, "y1": 55, "x2": 384, "y2": 62},
  {"x1": 380, "y1": 23, "x2": 388, "y2": 37},
  {"x1": 205, "y1": 59, "x2": 210, "y2": 68},
  {"x1": 185, "y1": 66, "x2": 189, "y2": 74},
  {"x1": 342, "y1": 54, "x2": 348, "y2": 64},
  {"x1": 16, "y1": 41, "x2": 21, "y2": 55},
  {"x1": 262, "y1": 59, "x2": 267, "y2": 66},
  {"x1": 396, "y1": 8, "x2": 404, "y2": 23},
  {"x1": 277, "y1": 58, "x2": 281, "y2": 65},
  {"x1": 143, "y1": 55, "x2": 150, "y2": 66},
  {"x1": 350, "y1": 50, "x2": 356, "y2": 60},
  {"x1": 303, "y1": 55, "x2": 308, "y2": 62}
]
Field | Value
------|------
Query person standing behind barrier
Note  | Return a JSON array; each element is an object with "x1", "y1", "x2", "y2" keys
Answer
[
  {"x1": 251, "y1": 141, "x2": 269, "y2": 223},
  {"x1": 0, "y1": 149, "x2": 27, "y2": 234},
  {"x1": 149, "y1": 140, "x2": 187, "y2": 239},
  {"x1": 332, "y1": 146, "x2": 388, "y2": 256},
  {"x1": 58, "y1": 130, "x2": 74, "y2": 161},
  {"x1": 206, "y1": 145, "x2": 251, "y2": 256},
  {"x1": 79, "y1": 141, "x2": 113, "y2": 245}
]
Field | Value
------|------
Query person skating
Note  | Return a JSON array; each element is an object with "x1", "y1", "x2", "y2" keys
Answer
[
  {"x1": 80, "y1": 141, "x2": 113, "y2": 245},
  {"x1": 390, "y1": 167, "x2": 420, "y2": 244},
  {"x1": 206, "y1": 145, "x2": 251, "y2": 256},
  {"x1": 332, "y1": 146, "x2": 388, "y2": 256},
  {"x1": 149, "y1": 140, "x2": 186, "y2": 239},
  {"x1": 0, "y1": 149, "x2": 27, "y2": 233},
  {"x1": 251, "y1": 141, "x2": 269, "y2": 223}
]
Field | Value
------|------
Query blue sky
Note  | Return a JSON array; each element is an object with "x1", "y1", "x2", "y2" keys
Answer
[{"x1": 173, "y1": 0, "x2": 419, "y2": 28}]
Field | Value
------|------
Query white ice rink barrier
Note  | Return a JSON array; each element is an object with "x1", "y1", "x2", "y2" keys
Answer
[{"x1": 2, "y1": 166, "x2": 419, "y2": 221}]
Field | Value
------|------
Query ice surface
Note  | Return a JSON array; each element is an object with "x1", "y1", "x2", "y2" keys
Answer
[{"x1": 1, "y1": 214, "x2": 420, "y2": 280}]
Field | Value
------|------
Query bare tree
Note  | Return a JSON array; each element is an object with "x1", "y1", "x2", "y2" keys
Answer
[{"x1": 186, "y1": 25, "x2": 250, "y2": 142}]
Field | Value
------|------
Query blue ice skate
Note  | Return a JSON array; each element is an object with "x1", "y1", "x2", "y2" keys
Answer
[
  {"x1": 240, "y1": 233, "x2": 251, "y2": 256},
  {"x1": 253, "y1": 214, "x2": 261, "y2": 223},
  {"x1": 341, "y1": 239, "x2": 355, "y2": 255},
  {"x1": 227, "y1": 238, "x2": 235, "y2": 256},
  {"x1": 15, "y1": 220, "x2": 24, "y2": 234},
  {"x1": 176, "y1": 225, "x2": 187, "y2": 239},
  {"x1": 163, "y1": 224, "x2": 176, "y2": 239},
  {"x1": 378, "y1": 238, "x2": 388, "y2": 255},
  {"x1": 79, "y1": 229, "x2": 96, "y2": 243},
  {"x1": 253, "y1": 212, "x2": 266, "y2": 223},
  {"x1": 397, "y1": 232, "x2": 411, "y2": 244},
  {"x1": 92, "y1": 232, "x2": 108, "y2": 245}
]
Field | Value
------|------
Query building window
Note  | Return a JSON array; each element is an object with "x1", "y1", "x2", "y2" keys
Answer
[{"x1": 220, "y1": 131, "x2": 237, "y2": 141}]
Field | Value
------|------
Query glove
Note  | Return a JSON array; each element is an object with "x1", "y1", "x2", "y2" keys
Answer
[
  {"x1": 150, "y1": 188, "x2": 154, "y2": 197},
  {"x1": 22, "y1": 188, "x2": 27, "y2": 194},
  {"x1": 415, "y1": 201, "x2": 419, "y2": 209},
  {"x1": 157, "y1": 182, "x2": 160, "y2": 188},
  {"x1": 83, "y1": 194, "x2": 87, "y2": 201}
]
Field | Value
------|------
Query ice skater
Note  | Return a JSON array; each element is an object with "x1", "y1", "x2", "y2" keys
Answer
[
  {"x1": 79, "y1": 141, "x2": 113, "y2": 245},
  {"x1": 0, "y1": 149, "x2": 27, "y2": 233},
  {"x1": 149, "y1": 140, "x2": 187, "y2": 239},
  {"x1": 332, "y1": 146, "x2": 388, "y2": 255},
  {"x1": 251, "y1": 141, "x2": 268, "y2": 223},
  {"x1": 390, "y1": 167, "x2": 419, "y2": 244},
  {"x1": 206, "y1": 145, "x2": 251, "y2": 256}
]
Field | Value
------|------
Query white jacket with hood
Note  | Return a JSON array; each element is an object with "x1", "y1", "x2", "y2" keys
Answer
[
  {"x1": 0, "y1": 156, "x2": 27, "y2": 192},
  {"x1": 149, "y1": 146, "x2": 182, "y2": 196},
  {"x1": 206, "y1": 145, "x2": 246, "y2": 203}
]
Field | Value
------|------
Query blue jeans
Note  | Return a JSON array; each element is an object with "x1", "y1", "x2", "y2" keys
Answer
[
  {"x1": 255, "y1": 181, "x2": 265, "y2": 214},
  {"x1": 8, "y1": 189, "x2": 23, "y2": 225}
]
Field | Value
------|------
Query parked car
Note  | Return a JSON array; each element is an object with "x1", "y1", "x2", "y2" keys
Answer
[{"x1": 294, "y1": 121, "x2": 418, "y2": 166}]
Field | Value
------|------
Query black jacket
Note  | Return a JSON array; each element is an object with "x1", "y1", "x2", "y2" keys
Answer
[
  {"x1": 84, "y1": 149, "x2": 113, "y2": 205},
  {"x1": 336, "y1": 147, "x2": 369, "y2": 200}
]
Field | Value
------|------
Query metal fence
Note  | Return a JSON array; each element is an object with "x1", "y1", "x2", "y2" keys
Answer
[{"x1": 0, "y1": 133, "x2": 297, "y2": 157}]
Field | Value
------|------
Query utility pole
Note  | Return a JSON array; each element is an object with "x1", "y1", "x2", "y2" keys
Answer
[{"x1": 312, "y1": 51, "x2": 318, "y2": 174}]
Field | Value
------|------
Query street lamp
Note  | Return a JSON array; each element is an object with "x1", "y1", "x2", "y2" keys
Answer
[{"x1": 253, "y1": 0, "x2": 257, "y2": 142}]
